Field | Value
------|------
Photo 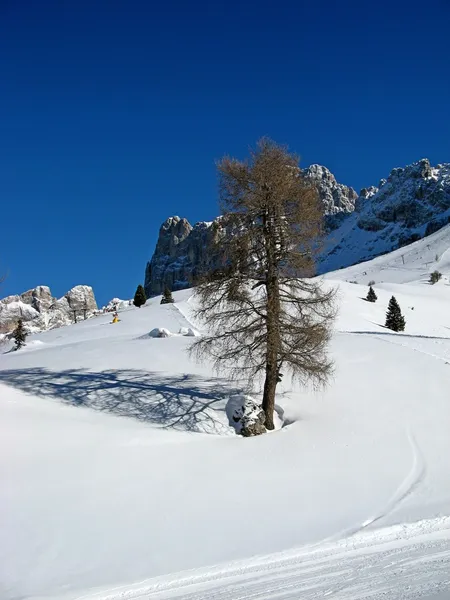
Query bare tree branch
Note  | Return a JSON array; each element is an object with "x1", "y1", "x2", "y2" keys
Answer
[{"x1": 190, "y1": 138, "x2": 336, "y2": 431}]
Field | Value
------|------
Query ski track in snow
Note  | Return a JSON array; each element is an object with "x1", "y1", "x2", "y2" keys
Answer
[
  {"x1": 167, "y1": 302, "x2": 198, "y2": 333},
  {"x1": 75, "y1": 518, "x2": 450, "y2": 600},
  {"x1": 331, "y1": 428, "x2": 426, "y2": 540},
  {"x1": 342, "y1": 330, "x2": 450, "y2": 364}
]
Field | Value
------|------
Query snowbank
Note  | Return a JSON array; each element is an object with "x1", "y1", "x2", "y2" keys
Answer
[
  {"x1": 141, "y1": 327, "x2": 200, "y2": 339},
  {"x1": 178, "y1": 326, "x2": 200, "y2": 337},
  {"x1": 148, "y1": 327, "x2": 172, "y2": 338}
]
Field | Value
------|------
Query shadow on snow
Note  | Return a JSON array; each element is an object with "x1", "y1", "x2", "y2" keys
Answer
[
  {"x1": 0, "y1": 367, "x2": 241, "y2": 434},
  {"x1": 341, "y1": 331, "x2": 450, "y2": 341}
]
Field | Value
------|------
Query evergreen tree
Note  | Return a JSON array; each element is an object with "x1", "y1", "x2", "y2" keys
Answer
[
  {"x1": 160, "y1": 286, "x2": 174, "y2": 304},
  {"x1": 429, "y1": 270, "x2": 442, "y2": 285},
  {"x1": 12, "y1": 319, "x2": 27, "y2": 350},
  {"x1": 133, "y1": 284, "x2": 147, "y2": 308},
  {"x1": 385, "y1": 296, "x2": 405, "y2": 332},
  {"x1": 366, "y1": 285, "x2": 377, "y2": 303}
]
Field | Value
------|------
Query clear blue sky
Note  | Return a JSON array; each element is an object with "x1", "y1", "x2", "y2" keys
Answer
[{"x1": 1, "y1": 0, "x2": 449, "y2": 307}]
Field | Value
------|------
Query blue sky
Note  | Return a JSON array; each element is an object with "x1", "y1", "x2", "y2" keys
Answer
[{"x1": 1, "y1": 0, "x2": 449, "y2": 306}]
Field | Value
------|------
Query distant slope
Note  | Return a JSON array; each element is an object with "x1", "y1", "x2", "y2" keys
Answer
[{"x1": 324, "y1": 221, "x2": 450, "y2": 286}]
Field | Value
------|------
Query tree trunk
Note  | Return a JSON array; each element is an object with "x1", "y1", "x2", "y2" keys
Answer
[
  {"x1": 262, "y1": 362, "x2": 277, "y2": 430},
  {"x1": 261, "y1": 207, "x2": 281, "y2": 430}
]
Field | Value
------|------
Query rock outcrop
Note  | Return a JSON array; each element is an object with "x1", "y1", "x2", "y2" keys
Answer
[
  {"x1": 144, "y1": 165, "x2": 356, "y2": 296},
  {"x1": 144, "y1": 159, "x2": 450, "y2": 293},
  {"x1": 144, "y1": 217, "x2": 222, "y2": 297},
  {"x1": 0, "y1": 285, "x2": 98, "y2": 334},
  {"x1": 303, "y1": 164, "x2": 358, "y2": 215}
]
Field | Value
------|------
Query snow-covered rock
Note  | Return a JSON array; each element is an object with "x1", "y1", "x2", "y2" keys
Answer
[
  {"x1": 0, "y1": 285, "x2": 98, "y2": 334},
  {"x1": 303, "y1": 164, "x2": 358, "y2": 215},
  {"x1": 148, "y1": 327, "x2": 172, "y2": 338},
  {"x1": 102, "y1": 297, "x2": 131, "y2": 312},
  {"x1": 226, "y1": 395, "x2": 267, "y2": 436}
]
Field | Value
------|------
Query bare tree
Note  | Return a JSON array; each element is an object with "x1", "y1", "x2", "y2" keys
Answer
[{"x1": 190, "y1": 138, "x2": 336, "y2": 430}]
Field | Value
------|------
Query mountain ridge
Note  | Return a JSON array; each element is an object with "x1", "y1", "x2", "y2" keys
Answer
[{"x1": 144, "y1": 158, "x2": 450, "y2": 296}]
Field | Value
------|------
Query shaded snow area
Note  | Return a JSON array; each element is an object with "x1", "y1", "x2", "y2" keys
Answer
[{"x1": 2, "y1": 236, "x2": 450, "y2": 599}]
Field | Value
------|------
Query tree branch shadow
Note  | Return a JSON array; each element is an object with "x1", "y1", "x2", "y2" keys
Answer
[{"x1": 0, "y1": 367, "x2": 241, "y2": 434}]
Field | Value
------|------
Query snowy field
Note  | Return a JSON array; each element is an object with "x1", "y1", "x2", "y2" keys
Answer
[{"x1": 2, "y1": 230, "x2": 450, "y2": 599}]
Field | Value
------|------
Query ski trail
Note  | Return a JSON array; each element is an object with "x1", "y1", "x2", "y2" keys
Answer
[
  {"x1": 317, "y1": 427, "x2": 426, "y2": 547},
  {"x1": 317, "y1": 429, "x2": 427, "y2": 598},
  {"x1": 343, "y1": 331, "x2": 450, "y2": 364},
  {"x1": 73, "y1": 518, "x2": 450, "y2": 600},
  {"x1": 168, "y1": 303, "x2": 198, "y2": 332},
  {"x1": 357, "y1": 429, "x2": 426, "y2": 530}
]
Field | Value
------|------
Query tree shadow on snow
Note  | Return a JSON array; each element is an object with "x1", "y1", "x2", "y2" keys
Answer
[
  {"x1": 344, "y1": 330, "x2": 450, "y2": 341},
  {"x1": 0, "y1": 367, "x2": 241, "y2": 434}
]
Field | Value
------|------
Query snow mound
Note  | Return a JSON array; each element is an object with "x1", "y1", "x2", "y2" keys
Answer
[
  {"x1": 148, "y1": 327, "x2": 172, "y2": 338},
  {"x1": 178, "y1": 327, "x2": 200, "y2": 337},
  {"x1": 140, "y1": 327, "x2": 199, "y2": 339},
  {"x1": 23, "y1": 340, "x2": 45, "y2": 349}
]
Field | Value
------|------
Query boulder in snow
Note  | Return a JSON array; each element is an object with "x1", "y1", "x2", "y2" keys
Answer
[
  {"x1": 148, "y1": 328, "x2": 172, "y2": 338},
  {"x1": 226, "y1": 395, "x2": 267, "y2": 437}
]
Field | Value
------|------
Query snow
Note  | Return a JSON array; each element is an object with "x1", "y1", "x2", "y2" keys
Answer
[{"x1": 2, "y1": 237, "x2": 450, "y2": 599}]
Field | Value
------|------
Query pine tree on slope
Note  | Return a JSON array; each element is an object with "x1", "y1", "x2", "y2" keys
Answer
[
  {"x1": 12, "y1": 319, "x2": 27, "y2": 350},
  {"x1": 160, "y1": 286, "x2": 174, "y2": 305},
  {"x1": 366, "y1": 286, "x2": 377, "y2": 303},
  {"x1": 133, "y1": 285, "x2": 147, "y2": 308},
  {"x1": 385, "y1": 296, "x2": 405, "y2": 332}
]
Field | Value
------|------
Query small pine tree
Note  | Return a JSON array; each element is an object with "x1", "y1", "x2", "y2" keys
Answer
[
  {"x1": 385, "y1": 296, "x2": 405, "y2": 332},
  {"x1": 429, "y1": 270, "x2": 442, "y2": 285},
  {"x1": 160, "y1": 286, "x2": 174, "y2": 305},
  {"x1": 12, "y1": 319, "x2": 27, "y2": 350},
  {"x1": 133, "y1": 284, "x2": 147, "y2": 308},
  {"x1": 366, "y1": 285, "x2": 377, "y2": 303}
]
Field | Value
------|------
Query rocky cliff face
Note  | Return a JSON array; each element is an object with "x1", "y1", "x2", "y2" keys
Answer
[
  {"x1": 321, "y1": 159, "x2": 450, "y2": 272},
  {"x1": 144, "y1": 159, "x2": 450, "y2": 294},
  {"x1": 144, "y1": 166, "x2": 357, "y2": 296},
  {"x1": 144, "y1": 217, "x2": 222, "y2": 296},
  {"x1": 303, "y1": 164, "x2": 358, "y2": 215},
  {"x1": 0, "y1": 285, "x2": 98, "y2": 334}
]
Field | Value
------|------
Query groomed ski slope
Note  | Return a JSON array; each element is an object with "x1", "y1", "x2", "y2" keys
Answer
[{"x1": 2, "y1": 228, "x2": 450, "y2": 599}]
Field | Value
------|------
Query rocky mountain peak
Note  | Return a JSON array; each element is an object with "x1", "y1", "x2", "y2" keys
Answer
[
  {"x1": 303, "y1": 164, "x2": 358, "y2": 215},
  {"x1": 155, "y1": 217, "x2": 193, "y2": 257},
  {"x1": 321, "y1": 159, "x2": 450, "y2": 272}
]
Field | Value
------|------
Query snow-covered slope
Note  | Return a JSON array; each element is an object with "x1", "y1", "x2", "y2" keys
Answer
[
  {"x1": 325, "y1": 221, "x2": 450, "y2": 286},
  {"x1": 1, "y1": 263, "x2": 450, "y2": 599},
  {"x1": 321, "y1": 159, "x2": 450, "y2": 273}
]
